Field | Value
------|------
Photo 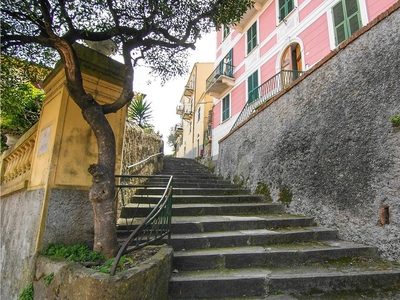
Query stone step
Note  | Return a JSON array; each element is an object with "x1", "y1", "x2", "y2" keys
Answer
[
  {"x1": 169, "y1": 261, "x2": 400, "y2": 299},
  {"x1": 117, "y1": 214, "x2": 313, "y2": 233},
  {"x1": 119, "y1": 203, "x2": 285, "y2": 218},
  {"x1": 134, "y1": 187, "x2": 250, "y2": 196},
  {"x1": 130, "y1": 194, "x2": 266, "y2": 205},
  {"x1": 138, "y1": 181, "x2": 238, "y2": 189},
  {"x1": 164, "y1": 227, "x2": 338, "y2": 251},
  {"x1": 172, "y1": 241, "x2": 379, "y2": 271}
]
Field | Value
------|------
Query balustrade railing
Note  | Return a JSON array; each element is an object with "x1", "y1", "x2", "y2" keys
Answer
[
  {"x1": 1, "y1": 124, "x2": 38, "y2": 193},
  {"x1": 231, "y1": 70, "x2": 304, "y2": 131}
]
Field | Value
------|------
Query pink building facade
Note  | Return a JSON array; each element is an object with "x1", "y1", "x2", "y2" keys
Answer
[{"x1": 207, "y1": 0, "x2": 397, "y2": 160}]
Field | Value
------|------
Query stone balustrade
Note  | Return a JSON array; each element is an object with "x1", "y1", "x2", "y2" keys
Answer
[{"x1": 1, "y1": 124, "x2": 37, "y2": 194}]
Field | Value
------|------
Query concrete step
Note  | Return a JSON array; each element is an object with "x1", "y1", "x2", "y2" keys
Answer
[
  {"x1": 130, "y1": 194, "x2": 267, "y2": 205},
  {"x1": 117, "y1": 214, "x2": 314, "y2": 233},
  {"x1": 170, "y1": 215, "x2": 314, "y2": 234},
  {"x1": 164, "y1": 227, "x2": 338, "y2": 251},
  {"x1": 169, "y1": 260, "x2": 400, "y2": 299},
  {"x1": 138, "y1": 181, "x2": 239, "y2": 189},
  {"x1": 134, "y1": 187, "x2": 250, "y2": 196},
  {"x1": 119, "y1": 203, "x2": 285, "y2": 218},
  {"x1": 172, "y1": 241, "x2": 379, "y2": 271}
]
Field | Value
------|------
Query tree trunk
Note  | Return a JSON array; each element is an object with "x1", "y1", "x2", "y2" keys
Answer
[{"x1": 84, "y1": 102, "x2": 119, "y2": 259}]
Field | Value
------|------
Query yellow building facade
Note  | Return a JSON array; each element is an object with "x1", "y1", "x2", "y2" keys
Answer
[{"x1": 175, "y1": 62, "x2": 214, "y2": 158}]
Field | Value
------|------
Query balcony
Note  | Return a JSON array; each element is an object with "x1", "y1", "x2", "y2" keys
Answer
[
  {"x1": 182, "y1": 105, "x2": 193, "y2": 120},
  {"x1": 233, "y1": 0, "x2": 268, "y2": 33},
  {"x1": 206, "y1": 63, "x2": 235, "y2": 98},
  {"x1": 231, "y1": 70, "x2": 304, "y2": 131},
  {"x1": 176, "y1": 103, "x2": 183, "y2": 115},
  {"x1": 184, "y1": 82, "x2": 195, "y2": 97},
  {"x1": 175, "y1": 123, "x2": 183, "y2": 135}
]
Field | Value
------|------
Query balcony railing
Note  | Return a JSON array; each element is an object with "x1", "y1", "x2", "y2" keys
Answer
[
  {"x1": 175, "y1": 123, "x2": 183, "y2": 135},
  {"x1": 206, "y1": 63, "x2": 234, "y2": 97},
  {"x1": 231, "y1": 70, "x2": 304, "y2": 131},
  {"x1": 182, "y1": 105, "x2": 193, "y2": 120},
  {"x1": 176, "y1": 103, "x2": 183, "y2": 115}
]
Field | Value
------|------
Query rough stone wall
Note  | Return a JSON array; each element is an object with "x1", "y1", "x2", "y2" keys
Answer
[
  {"x1": 33, "y1": 246, "x2": 173, "y2": 300},
  {"x1": 0, "y1": 189, "x2": 44, "y2": 299},
  {"x1": 121, "y1": 124, "x2": 163, "y2": 175},
  {"x1": 217, "y1": 8, "x2": 400, "y2": 261},
  {"x1": 42, "y1": 189, "x2": 93, "y2": 248}
]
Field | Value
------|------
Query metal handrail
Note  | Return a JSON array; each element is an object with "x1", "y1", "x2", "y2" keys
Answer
[
  {"x1": 231, "y1": 70, "x2": 304, "y2": 131},
  {"x1": 110, "y1": 174, "x2": 173, "y2": 275},
  {"x1": 127, "y1": 152, "x2": 163, "y2": 169}
]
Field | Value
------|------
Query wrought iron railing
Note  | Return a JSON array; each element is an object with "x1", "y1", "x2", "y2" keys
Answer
[
  {"x1": 231, "y1": 70, "x2": 304, "y2": 131},
  {"x1": 206, "y1": 62, "x2": 234, "y2": 91},
  {"x1": 110, "y1": 174, "x2": 173, "y2": 275}
]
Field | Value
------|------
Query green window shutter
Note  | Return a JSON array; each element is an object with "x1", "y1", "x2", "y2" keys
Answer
[
  {"x1": 248, "y1": 70, "x2": 259, "y2": 104},
  {"x1": 345, "y1": 0, "x2": 361, "y2": 35},
  {"x1": 333, "y1": 1, "x2": 345, "y2": 45},
  {"x1": 279, "y1": 0, "x2": 294, "y2": 21},
  {"x1": 247, "y1": 22, "x2": 257, "y2": 54},
  {"x1": 222, "y1": 95, "x2": 230, "y2": 121},
  {"x1": 333, "y1": 0, "x2": 361, "y2": 45}
]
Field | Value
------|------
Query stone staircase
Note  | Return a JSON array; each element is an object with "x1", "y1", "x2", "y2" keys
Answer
[{"x1": 118, "y1": 157, "x2": 400, "y2": 299}]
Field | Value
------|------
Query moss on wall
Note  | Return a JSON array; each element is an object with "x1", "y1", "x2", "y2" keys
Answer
[{"x1": 255, "y1": 182, "x2": 273, "y2": 203}]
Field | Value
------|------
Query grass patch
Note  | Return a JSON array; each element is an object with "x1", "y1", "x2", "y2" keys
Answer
[
  {"x1": 42, "y1": 243, "x2": 105, "y2": 263},
  {"x1": 19, "y1": 282, "x2": 33, "y2": 300},
  {"x1": 43, "y1": 273, "x2": 54, "y2": 286},
  {"x1": 41, "y1": 243, "x2": 129, "y2": 274}
]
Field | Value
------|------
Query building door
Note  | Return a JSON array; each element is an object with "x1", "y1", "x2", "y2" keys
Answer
[{"x1": 281, "y1": 43, "x2": 302, "y2": 87}]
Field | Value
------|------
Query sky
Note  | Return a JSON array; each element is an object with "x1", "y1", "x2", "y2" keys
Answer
[{"x1": 131, "y1": 32, "x2": 216, "y2": 154}]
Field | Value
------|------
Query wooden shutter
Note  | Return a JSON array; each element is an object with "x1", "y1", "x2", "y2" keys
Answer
[
  {"x1": 345, "y1": 0, "x2": 361, "y2": 35},
  {"x1": 333, "y1": 1, "x2": 346, "y2": 45}
]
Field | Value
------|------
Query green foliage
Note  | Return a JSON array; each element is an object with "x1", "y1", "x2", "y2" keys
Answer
[
  {"x1": 41, "y1": 243, "x2": 135, "y2": 274},
  {"x1": 41, "y1": 243, "x2": 105, "y2": 263},
  {"x1": 43, "y1": 273, "x2": 54, "y2": 286},
  {"x1": 390, "y1": 114, "x2": 400, "y2": 127},
  {"x1": 19, "y1": 282, "x2": 34, "y2": 300},
  {"x1": 167, "y1": 126, "x2": 179, "y2": 154},
  {"x1": 278, "y1": 186, "x2": 293, "y2": 207},
  {"x1": 127, "y1": 93, "x2": 153, "y2": 128},
  {"x1": 92, "y1": 255, "x2": 134, "y2": 274},
  {"x1": 1, "y1": 56, "x2": 51, "y2": 151},
  {"x1": 2, "y1": 0, "x2": 253, "y2": 80}
]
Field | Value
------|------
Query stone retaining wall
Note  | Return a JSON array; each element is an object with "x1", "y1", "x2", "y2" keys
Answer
[{"x1": 217, "y1": 6, "x2": 400, "y2": 262}]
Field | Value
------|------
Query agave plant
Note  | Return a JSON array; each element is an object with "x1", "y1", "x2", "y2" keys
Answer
[{"x1": 127, "y1": 93, "x2": 153, "y2": 128}]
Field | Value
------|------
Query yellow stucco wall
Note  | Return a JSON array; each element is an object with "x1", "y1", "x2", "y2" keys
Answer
[{"x1": 29, "y1": 45, "x2": 126, "y2": 190}]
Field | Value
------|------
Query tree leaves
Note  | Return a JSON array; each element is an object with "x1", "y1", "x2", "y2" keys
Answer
[
  {"x1": 1, "y1": 0, "x2": 254, "y2": 79},
  {"x1": 127, "y1": 93, "x2": 153, "y2": 128},
  {"x1": 0, "y1": 55, "x2": 51, "y2": 135}
]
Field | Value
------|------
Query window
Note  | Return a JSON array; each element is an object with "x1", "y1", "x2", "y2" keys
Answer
[
  {"x1": 247, "y1": 21, "x2": 257, "y2": 54},
  {"x1": 189, "y1": 121, "x2": 192, "y2": 133},
  {"x1": 279, "y1": 0, "x2": 294, "y2": 21},
  {"x1": 333, "y1": 0, "x2": 362, "y2": 45},
  {"x1": 247, "y1": 70, "x2": 259, "y2": 103},
  {"x1": 222, "y1": 94, "x2": 230, "y2": 122},
  {"x1": 223, "y1": 25, "x2": 230, "y2": 39},
  {"x1": 197, "y1": 107, "x2": 201, "y2": 123}
]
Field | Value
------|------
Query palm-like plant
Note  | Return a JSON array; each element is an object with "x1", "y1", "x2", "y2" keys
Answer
[{"x1": 127, "y1": 93, "x2": 153, "y2": 128}]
